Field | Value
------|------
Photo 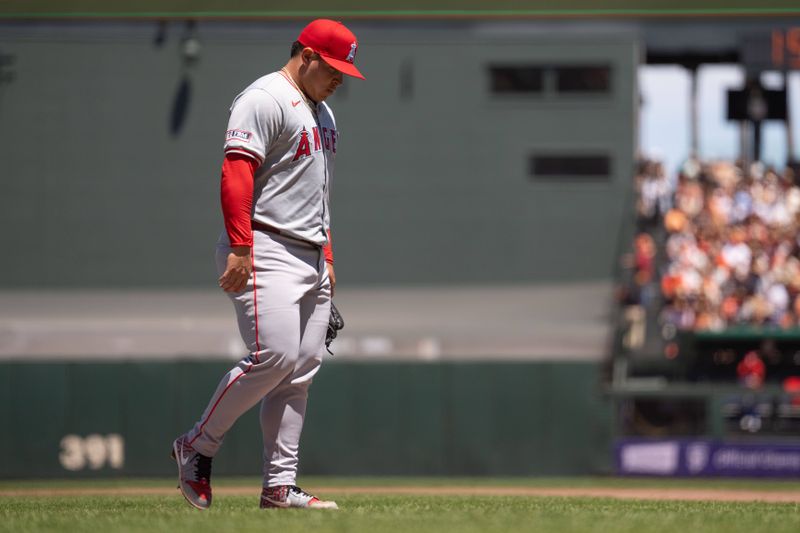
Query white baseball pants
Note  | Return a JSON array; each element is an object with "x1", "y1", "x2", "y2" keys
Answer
[{"x1": 186, "y1": 229, "x2": 331, "y2": 487}]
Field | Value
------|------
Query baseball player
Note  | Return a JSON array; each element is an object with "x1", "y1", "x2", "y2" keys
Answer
[{"x1": 170, "y1": 19, "x2": 364, "y2": 511}]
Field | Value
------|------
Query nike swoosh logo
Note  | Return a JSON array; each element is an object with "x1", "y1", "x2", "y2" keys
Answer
[
  {"x1": 179, "y1": 446, "x2": 190, "y2": 466},
  {"x1": 262, "y1": 497, "x2": 290, "y2": 508},
  {"x1": 292, "y1": 100, "x2": 301, "y2": 107}
]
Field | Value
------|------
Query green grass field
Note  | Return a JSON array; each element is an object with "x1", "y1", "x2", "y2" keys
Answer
[{"x1": 1, "y1": 477, "x2": 800, "y2": 533}]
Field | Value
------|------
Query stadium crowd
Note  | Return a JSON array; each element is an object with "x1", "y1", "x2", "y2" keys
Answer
[{"x1": 630, "y1": 157, "x2": 800, "y2": 332}]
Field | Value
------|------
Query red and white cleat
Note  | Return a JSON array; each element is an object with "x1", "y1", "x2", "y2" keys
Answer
[
  {"x1": 170, "y1": 435, "x2": 213, "y2": 510},
  {"x1": 260, "y1": 485, "x2": 338, "y2": 509}
]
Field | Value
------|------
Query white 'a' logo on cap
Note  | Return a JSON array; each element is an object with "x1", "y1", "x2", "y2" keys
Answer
[{"x1": 346, "y1": 42, "x2": 357, "y2": 63}]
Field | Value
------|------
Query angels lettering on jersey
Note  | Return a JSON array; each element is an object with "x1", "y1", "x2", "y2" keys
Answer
[{"x1": 293, "y1": 126, "x2": 337, "y2": 162}]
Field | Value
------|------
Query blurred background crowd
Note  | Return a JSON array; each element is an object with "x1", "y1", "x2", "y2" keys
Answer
[{"x1": 626, "y1": 157, "x2": 800, "y2": 334}]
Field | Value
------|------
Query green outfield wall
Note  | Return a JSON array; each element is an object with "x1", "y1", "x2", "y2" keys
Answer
[
  {"x1": 0, "y1": 22, "x2": 636, "y2": 288},
  {"x1": 0, "y1": 360, "x2": 612, "y2": 478}
]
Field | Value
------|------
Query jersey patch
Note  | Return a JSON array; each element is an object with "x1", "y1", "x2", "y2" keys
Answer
[{"x1": 226, "y1": 129, "x2": 253, "y2": 143}]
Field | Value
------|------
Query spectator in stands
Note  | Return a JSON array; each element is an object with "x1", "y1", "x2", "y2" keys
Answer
[
  {"x1": 635, "y1": 159, "x2": 672, "y2": 228},
  {"x1": 737, "y1": 350, "x2": 766, "y2": 389}
]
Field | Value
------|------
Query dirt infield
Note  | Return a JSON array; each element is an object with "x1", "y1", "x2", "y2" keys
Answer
[{"x1": 2, "y1": 485, "x2": 799, "y2": 503}]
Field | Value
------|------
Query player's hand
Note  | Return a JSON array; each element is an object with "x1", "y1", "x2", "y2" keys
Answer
[
  {"x1": 219, "y1": 246, "x2": 252, "y2": 293},
  {"x1": 326, "y1": 262, "x2": 336, "y2": 296}
]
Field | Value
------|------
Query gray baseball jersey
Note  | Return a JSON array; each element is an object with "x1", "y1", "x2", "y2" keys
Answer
[
  {"x1": 224, "y1": 71, "x2": 337, "y2": 246},
  {"x1": 173, "y1": 19, "x2": 363, "y2": 509},
  {"x1": 182, "y1": 69, "x2": 335, "y2": 489}
]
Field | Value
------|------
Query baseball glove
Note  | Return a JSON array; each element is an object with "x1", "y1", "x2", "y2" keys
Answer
[{"x1": 325, "y1": 302, "x2": 345, "y2": 355}]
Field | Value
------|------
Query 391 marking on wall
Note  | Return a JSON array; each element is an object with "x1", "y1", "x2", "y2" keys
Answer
[{"x1": 59, "y1": 434, "x2": 125, "y2": 471}]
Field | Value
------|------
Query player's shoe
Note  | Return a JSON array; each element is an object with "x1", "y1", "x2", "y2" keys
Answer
[
  {"x1": 259, "y1": 485, "x2": 339, "y2": 509},
  {"x1": 170, "y1": 435, "x2": 213, "y2": 510}
]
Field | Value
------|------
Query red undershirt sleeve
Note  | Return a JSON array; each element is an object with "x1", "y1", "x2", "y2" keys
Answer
[
  {"x1": 323, "y1": 229, "x2": 334, "y2": 264},
  {"x1": 220, "y1": 153, "x2": 259, "y2": 248}
]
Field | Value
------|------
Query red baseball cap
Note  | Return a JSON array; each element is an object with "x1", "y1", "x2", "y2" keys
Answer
[{"x1": 297, "y1": 19, "x2": 365, "y2": 80}]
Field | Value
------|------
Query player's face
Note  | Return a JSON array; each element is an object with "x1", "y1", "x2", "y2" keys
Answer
[{"x1": 303, "y1": 53, "x2": 344, "y2": 102}]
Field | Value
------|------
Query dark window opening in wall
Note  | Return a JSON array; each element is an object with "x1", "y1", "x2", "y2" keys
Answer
[
  {"x1": 530, "y1": 154, "x2": 611, "y2": 179},
  {"x1": 489, "y1": 66, "x2": 544, "y2": 93},
  {"x1": 555, "y1": 65, "x2": 611, "y2": 93}
]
